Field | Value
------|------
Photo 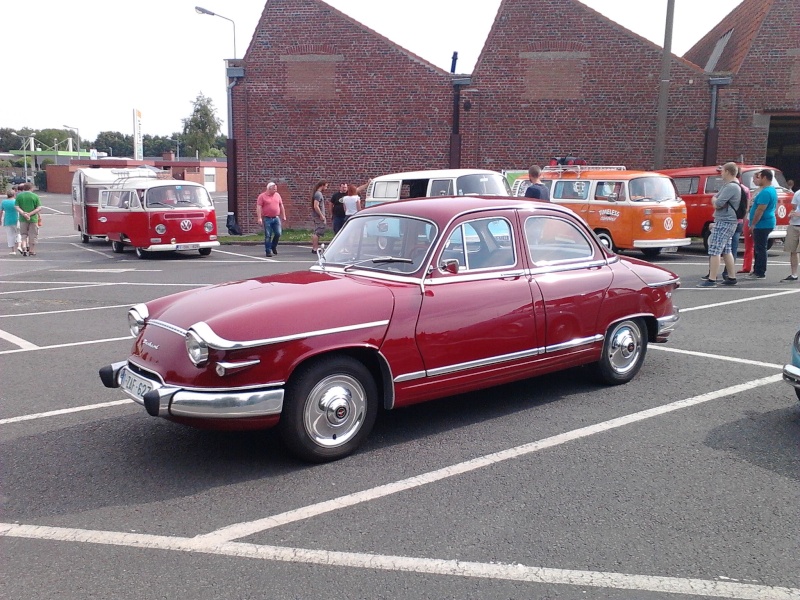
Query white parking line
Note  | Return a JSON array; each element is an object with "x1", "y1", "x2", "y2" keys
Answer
[
  {"x1": 212, "y1": 248, "x2": 276, "y2": 261},
  {"x1": 0, "y1": 283, "x2": 115, "y2": 295},
  {"x1": 0, "y1": 400, "x2": 132, "y2": 424},
  {"x1": 679, "y1": 289, "x2": 799, "y2": 311},
  {"x1": 649, "y1": 346, "x2": 783, "y2": 369},
  {"x1": 69, "y1": 242, "x2": 115, "y2": 257},
  {"x1": 198, "y1": 374, "x2": 783, "y2": 544},
  {"x1": 2, "y1": 517, "x2": 797, "y2": 599},
  {"x1": 0, "y1": 304, "x2": 131, "y2": 318},
  {"x1": 0, "y1": 328, "x2": 38, "y2": 350},
  {"x1": 0, "y1": 336, "x2": 131, "y2": 355}
]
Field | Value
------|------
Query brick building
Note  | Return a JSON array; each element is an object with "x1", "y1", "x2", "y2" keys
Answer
[{"x1": 231, "y1": 0, "x2": 799, "y2": 232}]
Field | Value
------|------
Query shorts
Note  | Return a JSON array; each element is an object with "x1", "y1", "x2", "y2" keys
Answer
[
  {"x1": 785, "y1": 225, "x2": 800, "y2": 253},
  {"x1": 312, "y1": 216, "x2": 326, "y2": 237},
  {"x1": 707, "y1": 220, "x2": 737, "y2": 256},
  {"x1": 19, "y1": 220, "x2": 39, "y2": 245}
]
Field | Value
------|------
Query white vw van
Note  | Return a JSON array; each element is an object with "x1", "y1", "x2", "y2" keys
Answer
[{"x1": 365, "y1": 169, "x2": 511, "y2": 208}]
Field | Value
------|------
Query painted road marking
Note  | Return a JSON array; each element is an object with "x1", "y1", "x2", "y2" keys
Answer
[
  {"x1": 680, "y1": 289, "x2": 799, "y2": 309},
  {"x1": 198, "y1": 374, "x2": 783, "y2": 543},
  {"x1": 0, "y1": 328, "x2": 38, "y2": 350},
  {"x1": 2, "y1": 523, "x2": 797, "y2": 599},
  {"x1": 649, "y1": 346, "x2": 783, "y2": 370},
  {"x1": 52, "y1": 268, "x2": 163, "y2": 273},
  {"x1": 0, "y1": 304, "x2": 131, "y2": 318},
  {"x1": 0, "y1": 336, "x2": 131, "y2": 355},
  {"x1": 0, "y1": 400, "x2": 132, "y2": 425}
]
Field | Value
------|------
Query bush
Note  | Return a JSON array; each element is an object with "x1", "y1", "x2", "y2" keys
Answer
[{"x1": 34, "y1": 171, "x2": 47, "y2": 191}]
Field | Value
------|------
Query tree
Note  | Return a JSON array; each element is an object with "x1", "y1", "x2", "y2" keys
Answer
[
  {"x1": 93, "y1": 131, "x2": 133, "y2": 158},
  {"x1": 182, "y1": 93, "x2": 222, "y2": 158}
]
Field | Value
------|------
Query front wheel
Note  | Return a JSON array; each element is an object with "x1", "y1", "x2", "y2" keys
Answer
[
  {"x1": 641, "y1": 248, "x2": 661, "y2": 259},
  {"x1": 198, "y1": 248, "x2": 212, "y2": 256},
  {"x1": 135, "y1": 247, "x2": 149, "y2": 260},
  {"x1": 594, "y1": 230, "x2": 615, "y2": 252},
  {"x1": 280, "y1": 356, "x2": 378, "y2": 462},
  {"x1": 593, "y1": 318, "x2": 647, "y2": 385}
]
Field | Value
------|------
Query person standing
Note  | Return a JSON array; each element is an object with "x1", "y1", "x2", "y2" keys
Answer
[
  {"x1": 329, "y1": 183, "x2": 348, "y2": 234},
  {"x1": 15, "y1": 183, "x2": 41, "y2": 256},
  {"x1": 748, "y1": 168, "x2": 777, "y2": 279},
  {"x1": 698, "y1": 162, "x2": 740, "y2": 287},
  {"x1": 342, "y1": 184, "x2": 362, "y2": 220},
  {"x1": 781, "y1": 188, "x2": 800, "y2": 282},
  {"x1": 311, "y1": 180, "x2": 328, "y2": 253},
  {"x1": 255, "y1": 182, "x2": 286, "y2": 257},
  {"x1": 524, "y1": 165, "x2": 550, "y2": 201},
  {"x1": 728, "y1": 169, "x2": 750, "y2": 267},
  {"x1": 2, "y1": 189, "x2": 22, "y2": 255}
]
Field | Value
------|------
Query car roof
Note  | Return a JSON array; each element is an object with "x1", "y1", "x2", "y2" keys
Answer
[
  {"x1": 360, "y1": 195, "x2": 577, "y2": 221},
  {"x1": 372, "y1": 169, "x2": 503, "y2": 180}
]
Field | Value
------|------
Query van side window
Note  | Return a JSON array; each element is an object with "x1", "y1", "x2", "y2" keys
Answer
[
  {"x1": 704, "y1": 176, "x2": 723, "y2": 193},
  {"x1": 525, "y1": 216, "x2": 594, "y2": 264},
  {"x1": 673, "y1": 177, "x2": 699, "y2": 195},
  {"x1": 594, "y1": 182, "x2": 624, "y2": 201},
  {"x1": 373, "y1": 180, "x2": 400, "y2": 199},
  {"x1": 430, "y1": 179, "x2": 454, "y2": 196},
  {"x1": 552, "y1": 180, "x2": 589, "y2": 200}
]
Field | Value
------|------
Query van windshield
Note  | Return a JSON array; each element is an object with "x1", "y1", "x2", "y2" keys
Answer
[
  {"x1": 741, "y1": 169, "x2": 789, "y2": 191},
  {"x1": 145, "y1": 185, "x2": 213, "y2": 208},
  {"x1": 455, "y1": 173, "x2": 511, "y2": 196},
  {"x1": 628, "y1": 177, "x2": 677, "y2": 202}
]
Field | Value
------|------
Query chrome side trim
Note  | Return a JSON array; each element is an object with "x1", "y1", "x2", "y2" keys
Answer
[
  {"x1": 526, "y1": 259, "x2": 609, "y2": 276},
  {"x1": 216, "y1": 359, "x2": 260, "y2": 370},
  {"x1": 149, "y1": 319, "x2": 188, "y2": 336},
  {"x1": 544, "y1": 335, "x2": 603, "y2": 353},
  {"x1": 648, "y1": 277, "x2": 681, "y2": 288},
  {"x1": 394, "y1": 370, "x2": 427, "y2": 383},
  {"x1": 426, "y1": 347, "x2": 543, "y2": 378},
  {"x1": 190, "y1": 319, "x2": 390, "y2": 351}
]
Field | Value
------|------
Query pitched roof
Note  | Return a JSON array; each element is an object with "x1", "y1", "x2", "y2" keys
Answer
[{"x1": 683, "y1": 0, "x2": 774, "y2": 73}]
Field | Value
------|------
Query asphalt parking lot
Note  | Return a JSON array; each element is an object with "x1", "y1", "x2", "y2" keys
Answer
[{"x1": 1, "y1": 196, "x2": 799, "y2": 600}]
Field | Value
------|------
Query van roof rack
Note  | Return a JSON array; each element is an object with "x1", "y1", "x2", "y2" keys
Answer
[{"x1": 542, "y1": 165, "x2": 626, "y2": 177}]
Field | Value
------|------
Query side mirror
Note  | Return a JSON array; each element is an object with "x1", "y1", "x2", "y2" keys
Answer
[
  {"x1": 441, "y1": 259, "x2": 460, "y2": 274},
  {"x1": 607, "y1": 193, "x2": 618, "y2": 202}
]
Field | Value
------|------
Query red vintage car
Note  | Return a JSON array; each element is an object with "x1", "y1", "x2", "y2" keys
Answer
[{"x1": 100, "y1": 197, "x2": 681, "y2": 462}]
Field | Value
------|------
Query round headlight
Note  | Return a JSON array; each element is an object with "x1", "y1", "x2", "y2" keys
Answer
[
  {"x1": 155, "y1": 224, "x2": 167, "y2": 235},
  {"x1": 185, "y1": 330, "x2": 209, "y2": 366},
  {"x1": 204, "y1": 222, "x2": 213, "y2": 233},
  {"x1": 681, "y1": 218, "x2": 688, "y2": 229},
  {"x1": 127, "y1": 304, "x2": 148, "y2": 337},
  {"x1": 641, "y1": 219, "x2": 653, "y2": 232}
]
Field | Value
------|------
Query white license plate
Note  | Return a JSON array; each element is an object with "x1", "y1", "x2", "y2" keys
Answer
[
  {"x1": 662, "y1": 246, "x2": 678, "y2": 253},
  {"x1": 176, "y1": 243, "x2": 200, "y2": 250},
  {"x1": 119, "y1": 368, "x2": 155, "y2": 400}
]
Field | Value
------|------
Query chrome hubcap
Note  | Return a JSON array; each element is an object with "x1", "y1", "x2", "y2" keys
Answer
[
  {"x1": 608, "y1": 322, "x2": 642, "y2": 374},
  {"x1": 304, "y1": 374, "x2": 366, "y2": 447}
]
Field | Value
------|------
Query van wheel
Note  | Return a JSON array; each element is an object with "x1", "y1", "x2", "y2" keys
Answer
[
  {"x1": 280, "y1": 355, "x2": 378, "y2": 462},
  {"x1": 198, "y1": 248, "x2": 212, "y2": 256},
  {"x1": 641, "y1": 248, "x2": 661, "y2": 259},
  {"x1": 81, "y1": 233, "x2": 90, "y2": 244},
  {"x1": 111, "y1": 240, "x2": 125, "y2": 253},
  {"x1": 376, "y1": 236, "x2": 395, "y2": 252},
  {"x1": 767, "y1": 239, "x2": 775, "y2": 251},
  {"x1": 702, "y1": 225, "x2": 711, "y2": 252},
  {"x1": 595, "y1": 230, "x2": 615, "y2": 251},
  {"x1": 135, "y1": 247, "x2": 148, "y2": 259}
]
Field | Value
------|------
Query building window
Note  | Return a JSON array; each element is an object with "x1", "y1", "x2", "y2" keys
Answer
[{"x1": 204, "y1": 173, "x2": 215, "y2": 183}]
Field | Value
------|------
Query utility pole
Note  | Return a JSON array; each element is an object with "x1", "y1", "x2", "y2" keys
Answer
[{"x1": 653, "y1": 0, "x2": 675, "y2": 169}]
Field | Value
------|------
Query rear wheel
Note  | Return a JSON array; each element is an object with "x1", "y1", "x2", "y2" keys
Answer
[
  {"x1": 280, "y1": 355, "x2": 378, "y2": 462},
  {"x1": 702, "y1": 224, "x2": 711, "y2": 252},
  {"x1": 595, "y1": 230, "x2": 615, "y2": 252},
  {"x1": 641, "y1": 248, "x2": 661, "y2": 259},
  {"x1": 593, "y1": 318, "x2": 647, "y2": 385},
  {"x1": 198, "y1": 248, "x2": 212, "y2": 256},
  {"x1": 111, "y1": 240, "x2": 125, "y2": 253}
]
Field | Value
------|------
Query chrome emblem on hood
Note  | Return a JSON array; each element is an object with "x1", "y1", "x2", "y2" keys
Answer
[
  {"x1": 180, "y1": 219, "x2": 193, "y2": 231},
  {"x1": 142, "y1": 339, "x2": 160, "y2": 350}
]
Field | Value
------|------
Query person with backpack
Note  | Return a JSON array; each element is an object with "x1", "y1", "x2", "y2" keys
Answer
[
  {"x1": 699, "y1": 162, "x2": 742, "y2": 287},
  {"x1": 728, "y1": 168, "x2": 750, "y2": 267}
]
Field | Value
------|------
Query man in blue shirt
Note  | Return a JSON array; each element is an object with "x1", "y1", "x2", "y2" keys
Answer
[
  {"x1": 748, "y1": 169, "x2": 778, "y2": 279},
  {"x1": 524, "y1": 165, "x2": 550, "y2": 201}
]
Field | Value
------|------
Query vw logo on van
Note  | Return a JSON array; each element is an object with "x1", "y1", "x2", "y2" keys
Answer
[
  {"x1": 663, "y1": 217, "x2": 674, "y2": 231},
  {"x1": 180, "y1": 219, "x2": 193, "y2": 231}
]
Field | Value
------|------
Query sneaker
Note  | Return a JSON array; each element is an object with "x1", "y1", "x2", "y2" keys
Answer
[
  {"x1": 265, "y1": 251, "x2": 273, "y2": 257},
  {"x1": 747, "y1": 273, "x2": 765, "y2": 279},
  {"x1": 697, "y1": 279, "x2": 717, "y2": 287},
  {"x1": 271, "y1": 247, "x2": 278, "y2": 255},
  {"x1": 701, "y1": 273, "x2": 712, "y2": 281},
  {"x1": 722, "y1": 272, "x2": 732, "y2": 282},
  {"x1": 781, "y1": 274, "x2": 798, "y2": 282},
  {"x1": 721, "y1": 278, "x2": 738, "y2": 285}
]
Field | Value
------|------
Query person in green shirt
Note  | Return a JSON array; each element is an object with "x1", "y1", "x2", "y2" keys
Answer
[{"x1": 15, "y1": 183, "x2": 41, "y2": 256}]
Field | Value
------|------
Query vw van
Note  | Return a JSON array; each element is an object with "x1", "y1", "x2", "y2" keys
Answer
[
  {"x1": 657, "y1": 165, "x2": 792, "y2": 250},
  {"x1": 72, "y1": 168, "x2": 219, "y2": 258},
  {"x1": 514, "y1": 166, "x2": 691, "y2": 257},
  {"x1": 365, "y1": 169, "x2": 511, "y2": 208}
]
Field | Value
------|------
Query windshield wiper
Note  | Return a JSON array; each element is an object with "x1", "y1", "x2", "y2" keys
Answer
[
  {"x1": 343, "y1": 256, "x2": 413, "y2": 271},
  {"x1": 147, "y1": 201, "x2": 175, "y2": 208}
]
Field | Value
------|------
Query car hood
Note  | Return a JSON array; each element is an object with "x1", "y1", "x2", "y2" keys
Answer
[
  {"x1": 146, "y1": 271, "x2": 398, "y2": 344},
  {"x1": 619, "y1": 256, "x2": 679, "y2": 287}
]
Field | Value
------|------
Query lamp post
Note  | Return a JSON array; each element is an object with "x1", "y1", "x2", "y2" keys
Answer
[
  {"x1": 63, "y1": 125, "x2": 80, "y2": 161},
  {"x1": 10, "y1": 132, "x2": 30, "y2": 182},
  {"x1": 195, "y1": 6, "x2": 236, "y2": 58},
  {"x1": 167, "y1": 138, "x2": 181, "y2": 160},
  {"x1": 195, "y1": 5, "x2": 243, "y2": 234}
]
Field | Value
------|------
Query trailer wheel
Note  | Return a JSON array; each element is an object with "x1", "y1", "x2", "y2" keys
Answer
[{"x1": 111, "y1": 240, "x2": 125, "y2": 253}]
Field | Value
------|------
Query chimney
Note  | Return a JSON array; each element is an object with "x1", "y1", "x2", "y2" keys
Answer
[{"x1": 162, "y1": 151, "x2": 175, "y2": 161}]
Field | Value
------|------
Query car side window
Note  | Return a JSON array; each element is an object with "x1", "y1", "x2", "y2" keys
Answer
[
  {"x1": 525, "y1": 216, "x2": 595, "y2": 264},
  {"x1": 673, "y1": 177, "x2": 699, "y2": 195},
  {"x1": 440, "y1": 217, "x2": 515, "y2": 272}
]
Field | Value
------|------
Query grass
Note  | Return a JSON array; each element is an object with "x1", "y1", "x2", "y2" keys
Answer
[{"x1": 218, "y1": 228, "x2": 335, "y2": 244}]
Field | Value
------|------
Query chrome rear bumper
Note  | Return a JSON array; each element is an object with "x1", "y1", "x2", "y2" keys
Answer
[{"x1": 655, "y1": 309, "x2": 680, "y2": 342}]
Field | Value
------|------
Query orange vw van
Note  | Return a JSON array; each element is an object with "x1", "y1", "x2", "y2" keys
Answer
[{"x1": 514, "y1": 166, "x2": 690, "y2": 257}]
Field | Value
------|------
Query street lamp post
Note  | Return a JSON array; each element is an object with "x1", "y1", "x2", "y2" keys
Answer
[
  {"x1": 10, "y1": 132, "x2": 30, "y2": 182},
  {"x1": 195, "y1": 5, "x2": 243, "y2": 234},
  {"x1": 63, "y1": 125, "x2": 80, "y2": 161},
  {"x1": 167, "y1": 138, "x2": 181, "y2": 160}
]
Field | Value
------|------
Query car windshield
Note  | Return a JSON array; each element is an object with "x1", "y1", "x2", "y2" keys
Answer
[
  {"x1": 455, "y1": 173, "x2": 511, "y2": 196},
  {"x1": 324, "y1": 215, "x2": 437, "y2": 275},
  {"x1": 145, "y1": 185, "x2": 212, "y2": 208},
  {"x1": 628, "y1": 176, "x2": 677, "y2": 202},
  {"x1": 742, "y1": 169, "x2": 790, "y2": 191}
]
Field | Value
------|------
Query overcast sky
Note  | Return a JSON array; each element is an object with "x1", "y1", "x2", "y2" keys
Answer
[{"x1": 3, "y1": 0, "x2": 742, "y2": 144}]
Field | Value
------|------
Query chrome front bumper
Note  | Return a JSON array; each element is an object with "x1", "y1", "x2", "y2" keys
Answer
[
  {"x1": 783, "y1": 363, "x2": 800, "y2": 390},
  {"x1": 655, "y1": 309, "x2": 680, "y2": 342},
  {"x1": 633, "y1": 238, "x2": 692, "y2": 249},
  {"x1": 100, "y1": 361, "x2": 283, "y2": 419}
]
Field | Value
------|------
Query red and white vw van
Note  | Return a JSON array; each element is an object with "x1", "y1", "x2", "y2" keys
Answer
[{"x1": 72, "y1": 168, "x2": 219, "y2": 258}]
